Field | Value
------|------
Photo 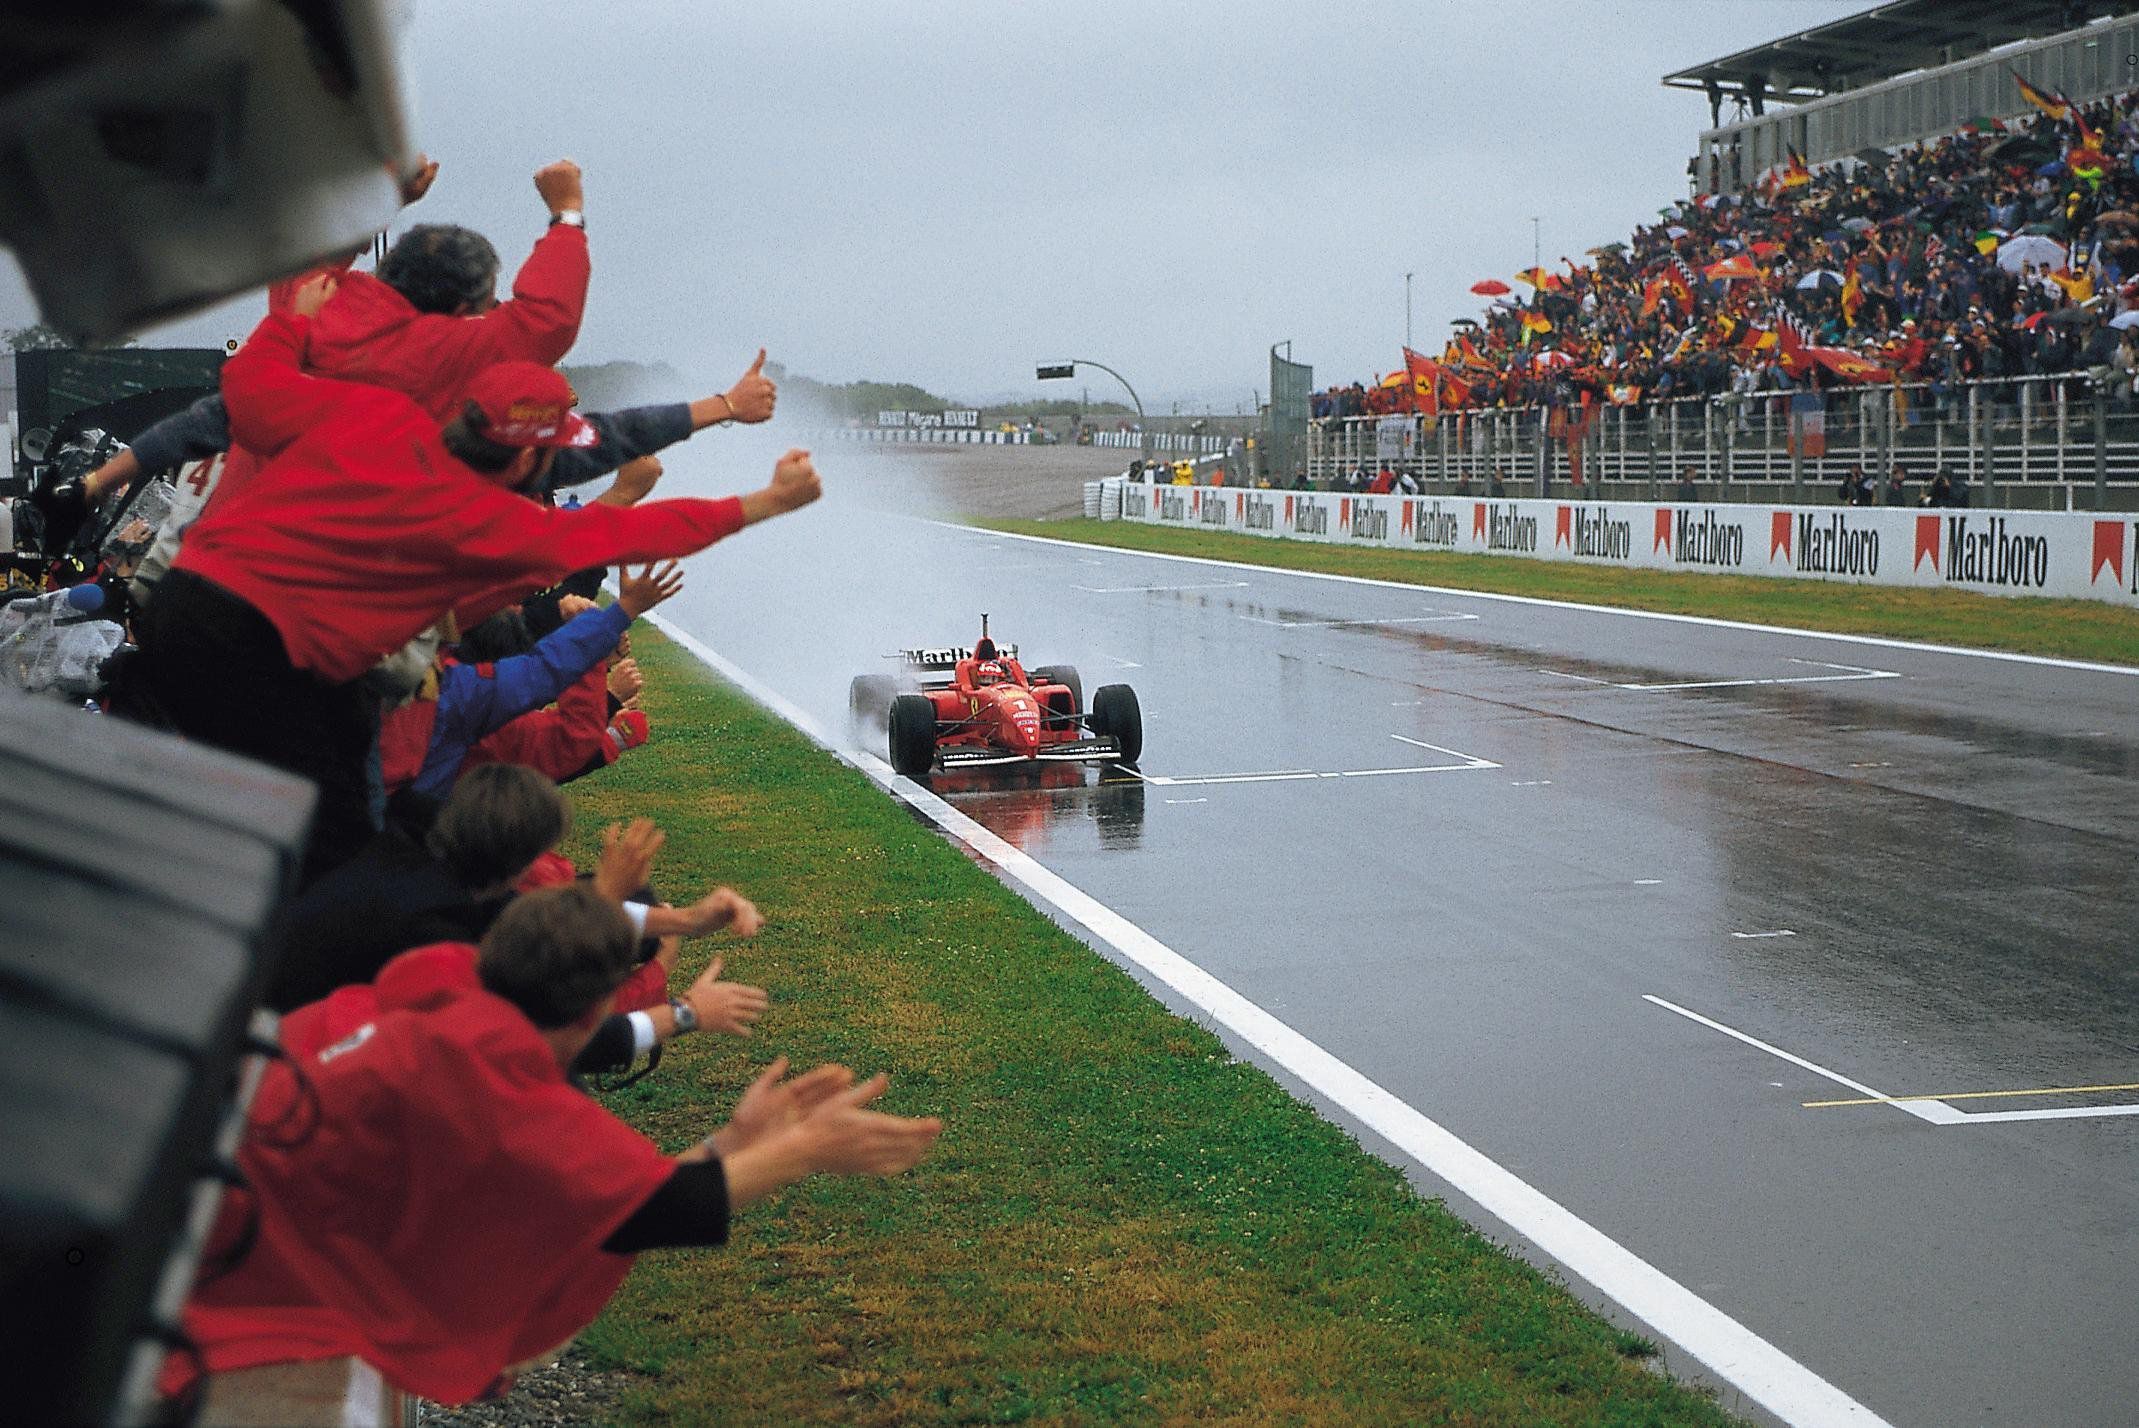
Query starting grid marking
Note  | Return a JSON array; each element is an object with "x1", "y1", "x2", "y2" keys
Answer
[
  {"x1": 1646, "y1": 995, "x2": 2139, "y2": 1126},
  {"x1": 1543, "y1": 657, "x2": 1904, "y2": 693},
  {"x1": 1123, "y1": 734, "x2": 1501, "y2": 787}
]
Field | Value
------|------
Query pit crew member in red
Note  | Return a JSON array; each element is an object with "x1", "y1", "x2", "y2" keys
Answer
[
  {"x1": 121, "y1": 278, "x2": 821, "y2": 880},
  {"x1": 164, "y1": 886, "x2": 942, "y2": 1405}
]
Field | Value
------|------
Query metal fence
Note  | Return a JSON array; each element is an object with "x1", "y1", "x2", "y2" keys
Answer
[
  {"x1": 1087, "y1": 430, "x2": 1232, "y2": 454},
  {"x1": 1308, "y1": 376, "x2": 2139, "y2": 510}
]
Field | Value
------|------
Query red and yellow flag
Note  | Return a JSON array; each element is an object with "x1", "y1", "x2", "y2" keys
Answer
[
  {"x1": 1519, "y1": 309, "x2": 1553, "y2": 335},
  {"x1": 1661, "y1": 259, "x2": 1697, "y2": 311},
  {"x1": 1402, "y1": 347, "x2": 1440, "y2": 414},
  {"x1": 1840, "y1": 263, "x2": 1863, "y2": 328},
  {"x1": 1781, "y1": 147, "x2": 1812, "y2": 189}
]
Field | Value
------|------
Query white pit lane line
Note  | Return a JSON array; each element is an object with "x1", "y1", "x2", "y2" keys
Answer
[
  {"x1": 1543, "y1": 658, "x2": 1903, "y2": 693},
  {"x1": 647, "y1": 609, "x2": 1892, "y2": 1428}
]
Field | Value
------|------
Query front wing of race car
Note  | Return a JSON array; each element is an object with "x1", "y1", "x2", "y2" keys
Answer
[{"x1": 934, "y1": 735, "x2": 1124, "y2": 771}]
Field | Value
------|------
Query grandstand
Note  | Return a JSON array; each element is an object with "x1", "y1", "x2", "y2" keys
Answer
[
  {"x1": 1676, "y1": 1, "x2": 2139, "y2": 194},
  {"x1": 1305, "y1": 0, "x2": 2139, "y2": 511}
]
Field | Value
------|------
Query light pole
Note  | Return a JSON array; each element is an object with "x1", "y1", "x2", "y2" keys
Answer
[
  {"x1": 1038, "y1": 359, "x2": 1148, "y2": 461},
  {"x1": 1531, "y1": 216, "x2": 1541, "y2": 278},
  {"x1": 1405, "y1": 271, "x2": 1414, "y2": 352}
]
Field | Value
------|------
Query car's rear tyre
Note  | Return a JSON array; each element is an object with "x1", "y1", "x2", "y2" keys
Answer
[
  {"x1": 849, "y1": 674, "x2": 896, "y2": 729},
  {"x1": 888, "y1": 693, "x2": 938, "y2": 777},
  {"x1": 1030, "y1": 664, "x2": 1082, "y2": 728},
  {"x1": 1089, "y1": 683, "x2": 1142, "y2": 764}
]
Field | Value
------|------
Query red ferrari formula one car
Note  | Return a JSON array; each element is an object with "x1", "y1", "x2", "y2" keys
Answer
[{"x1": 849, "y1": 616, "x2": 1143, "y2": 777}]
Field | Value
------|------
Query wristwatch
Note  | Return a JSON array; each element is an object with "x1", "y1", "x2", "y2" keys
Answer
[
  {"x1": 668, "y1": 996, "x2": 699, "y2": 1035},
  {"x1": 550, "y1": 209, "x2": 586, "y2": 230}
]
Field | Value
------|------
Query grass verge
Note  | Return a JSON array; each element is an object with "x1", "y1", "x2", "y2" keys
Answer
[
  {"x1": 975, "y1": 516, "x2": 2139, "y2": 667},
  {"x1": 562, "y1": 625, "x2": 1741, "y2": 1426}
]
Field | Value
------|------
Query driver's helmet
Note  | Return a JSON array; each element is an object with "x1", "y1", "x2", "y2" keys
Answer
[{"x1": 974, "y1": 660, "x2": 1008, "y2": 687}]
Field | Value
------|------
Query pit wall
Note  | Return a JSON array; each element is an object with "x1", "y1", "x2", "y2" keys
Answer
[{"x1": 1103, "y1": 480, "x2": 2139, "y2": 609}]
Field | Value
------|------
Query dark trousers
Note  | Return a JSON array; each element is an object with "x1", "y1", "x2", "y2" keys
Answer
[{"x1": 121, "y1": 570, "x2": 378, "y2": 886}]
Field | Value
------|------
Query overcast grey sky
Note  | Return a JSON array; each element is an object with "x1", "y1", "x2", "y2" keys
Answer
[{"x1": 1, "y1": 1, "x2": 1869, "y2": 408}]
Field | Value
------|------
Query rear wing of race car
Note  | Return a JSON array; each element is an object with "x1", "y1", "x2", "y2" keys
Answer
[{"x1": 889, "y1": 642, "x2": 1019, "y2": 690}]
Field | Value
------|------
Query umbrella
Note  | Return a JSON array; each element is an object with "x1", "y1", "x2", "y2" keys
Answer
[
  {"x1": 1450, "y1": 317, "x2": 1481, "y2": 327},
  {"x1": 1997, "y1": 234, "x2": 2067, "y2": 272},
  {"x1": 1853, "y1": 147, "x2": 1891, "y2": 168},
  {"x1": 2109, "y1": 309, "x2": 2139, "y2": 330},
  {"x1": 1470, "y1": 279, "x2": 1511, "y2": 296},
  {"x1": 1586, "y1": 242, "x2": 1627, "y2": 255},
  {"x1": 1795, "y1": 269, "x2": 1844, "y2": 290},
  {"x1": 2021, "y1": 221, "x2": 2061, "y2": 236},
  {"x1": 1992, "y1": 134, "x2": 2056, "y2": 164},
  {"x1": 1750, "y1": 240, "x2": 1784, "y2": 258},
  {"x1": 1841, "y1": 217, "x2": 1875, "y2": 233},
  {"x1": 2044, "y1": 304, "x2": 2098, "y2": 326},
  {"x1": 1664, "y1": 225, "x2": 1690, "y2": 239},
  {"x1": 2034, "y1": 160, "x2": 2066, "y2": 177}
]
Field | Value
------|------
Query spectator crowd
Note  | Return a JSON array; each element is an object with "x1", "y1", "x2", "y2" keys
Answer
[
  {"x1": 1314, "y1": 83, "x2": 2139, "y2": 426},
  {"x1": 3, "y1": 155, "x2": 942, "y2": 1415}
]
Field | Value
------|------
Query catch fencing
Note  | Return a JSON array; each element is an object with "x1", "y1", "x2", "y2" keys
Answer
[
  {"x1": 1310, "y1": 376, "x2": 2139, "y2": 512},
  {"x1": 1104, "y1": 479, "x2": 2139, "y2": 609}
]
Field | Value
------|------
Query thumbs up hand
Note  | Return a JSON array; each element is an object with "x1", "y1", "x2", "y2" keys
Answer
[{"x1": 724, "y1": 348, "x2": 777, "y2": 424}]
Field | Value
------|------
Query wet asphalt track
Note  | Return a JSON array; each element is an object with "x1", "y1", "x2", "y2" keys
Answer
[{"x1": 664, "y1": 491, "x2": 2139, "y2": 1428}]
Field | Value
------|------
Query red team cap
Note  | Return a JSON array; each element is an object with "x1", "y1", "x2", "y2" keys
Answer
[{"x1": 465, "y1": 362, "x2": 600, "y2": 448}]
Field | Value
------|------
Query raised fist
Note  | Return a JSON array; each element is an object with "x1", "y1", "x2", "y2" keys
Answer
[{"x1": 534, "y1": 159, "x2": 584, "y2": 215}]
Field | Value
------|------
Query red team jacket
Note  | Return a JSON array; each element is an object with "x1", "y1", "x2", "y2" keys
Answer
[
  {"x1": 171, "y1": 944, "x2": 676, "y2": 1402},
  {"x1": 177, "y1": 311, "x2": 743, "y2": 682},
  {"x1": 224, "y1": 224, "x2": 592, "y2": 499}
]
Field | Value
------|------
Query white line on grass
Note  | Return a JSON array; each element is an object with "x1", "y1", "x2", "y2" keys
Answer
[
  {"x1": 952, "y1": 522, "x2": 2139, "y2": 678},
  {"x1": 646, "y1": 609, "x2": 1894, "y2": 1428}
]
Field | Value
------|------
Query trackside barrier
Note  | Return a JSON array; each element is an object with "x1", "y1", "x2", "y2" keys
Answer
[
  {"x1": 815, "y1": 428, "x2": 1033, "y2": 445},
  {"x1": 1105, "y1": 478, "x2": 2139, "y2": 608}
]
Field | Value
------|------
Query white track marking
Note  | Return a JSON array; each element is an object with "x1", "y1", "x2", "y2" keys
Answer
[
  {"x1": 1948, "y1": 1103, "x2": 2139, "y2": 1123},
  {"x1": 1388, "y1": 733, "x2": 1500, "y2": 766},
  {"x1": 1099, "y1": 653, "x2": 1143, "y2": 668},
  {"x1": 646, "y1": 609, "x2": 1894, "y2": 1428},
  {"x1": 1072, "y1": 580, "x2": 1250, "y2": 594},
  {"x1": 1731, "y1": 930, "x2": 1798, "y2": 940},
  {"x1": 1635, "y1": 879, "x2": 1664, "y2": 885},
  {"x1": 1543, "y1": 658, "x2": 1902, "y2": 693},
  {"x1": 1131, "y1": 763, "x2": 1489, "y2": 786},
  {"x1": 1237, "y1": 612, "x2": 1480, "y2": 628},
  {"x1": 956, "y1": 523, "x2": 2139, "y2": 678},
  {"x1": 1644, "y1": 995, "x2": 1959, "y2": 1127},
  {"x1": 1652, "y1": 995, "x2": 2139, "y2": 1126}
]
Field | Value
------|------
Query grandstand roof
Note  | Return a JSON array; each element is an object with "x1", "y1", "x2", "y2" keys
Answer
[{"x1": 1663, "y1": 0, "x2": 2139, "y2": 104}]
